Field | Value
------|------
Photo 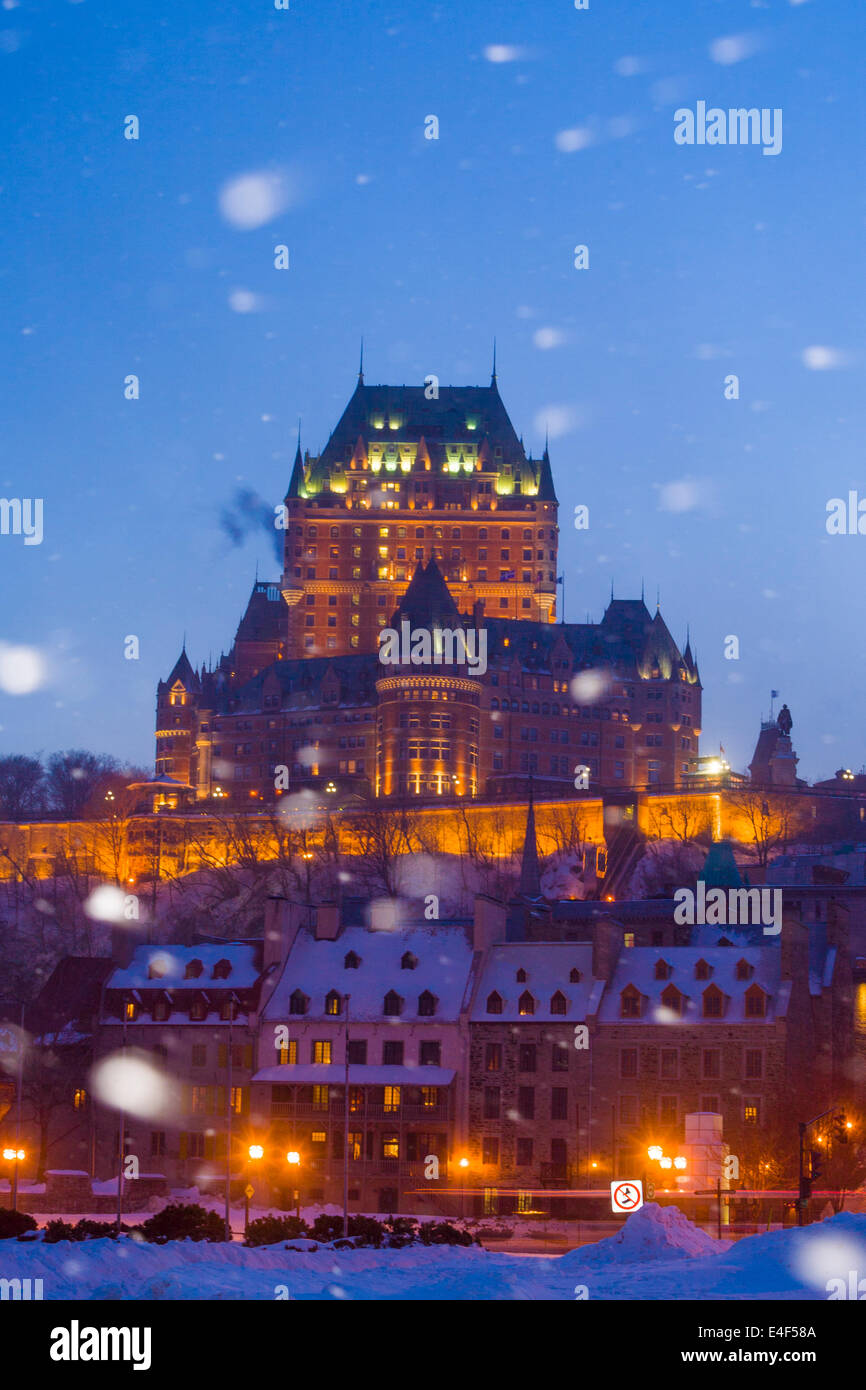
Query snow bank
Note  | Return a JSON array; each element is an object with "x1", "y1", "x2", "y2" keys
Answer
[{"x1": 560, "y1": 1203, "x2": 723, "y2": 1266}]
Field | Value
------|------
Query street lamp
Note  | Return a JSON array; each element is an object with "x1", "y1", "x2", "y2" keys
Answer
[
  {"x1": 673, "y1": 1156, "x2": 687, "y2": 1170},
  {"x1": 248, "y1": 1144, "x2": 264, "y2": 1161},
  {"x1": 647, "y1": 1145, "x2": 663, "y2": 1162},
  {"x1": 2, "y1": 1147, "x2": 25, "y2": 1211},
  {"x1": 287, "y1": 1151, "x2": 301, "y2": 1219},
  {"x1": 659, "y1": 1156, "x2": 673, "y2": 1170}
]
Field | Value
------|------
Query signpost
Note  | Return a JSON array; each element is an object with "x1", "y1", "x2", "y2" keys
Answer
[{"x1": 610, "y1": 1179, "x2": 644, "y2": 1214}]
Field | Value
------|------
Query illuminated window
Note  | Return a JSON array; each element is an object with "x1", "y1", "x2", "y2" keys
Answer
[
  {"x1": 743, "y1": 1100, "x2": 760, "y2": 1125},
  {"x1": 73, "y1": 1088, "x2": 87, "y2": 1110},
  {"x1": 277, "y1": 1039, "x2": 298, "y2": 1065},
  {"x1": 517, "y1": 1191, "x2": 533, "y2": 1214},
  {"x1": 518, "y1": 991, "x2": 535, "y2": 1016},
  {"x1": 312, "y1": 1040, "x2": 332, "y2": 1064},
  {"x1": 311, "y1": 1130, "x2": 327, "y2": 1143},
  {"x1": 421, "y1": 1086, "x2": 439, "y2": 1109},
  {"x1": 383, "y1": 1134, "x2": 399, "y2": 1158},
  {"x1": 384, "y1": 1085, "x2": 401, "y2": 1113},
  {"x1": 125, "y1": 1001, "x2": 136, "y2": 1020},
  {"x1": 312, "y1": 1085, "x2": 329, "y2": 1109},
  {"x1": 325, "y1": 991, "x2": 342, "y2": 1016}
]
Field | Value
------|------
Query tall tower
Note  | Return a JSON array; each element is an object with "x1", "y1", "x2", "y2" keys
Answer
[{"x1": 280, "y1": 373, "x2": 559, "y2": 659}]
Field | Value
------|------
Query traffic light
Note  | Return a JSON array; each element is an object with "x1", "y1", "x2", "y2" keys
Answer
[
  {"x1": 810, "y1": 1147, "x2": 825, "y2": 1182},
  {"x1": 832, "y1": 1112, "x2": 849, "y2": 1144}
]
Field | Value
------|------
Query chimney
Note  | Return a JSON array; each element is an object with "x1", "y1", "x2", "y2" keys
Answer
[
  {"x1": 263, "y1": 896, "x2": 305, "y2": 970},
  {"x1": 472, "y1": 894, "x2": 506, "y2": 952},
  {"x1": 780, "y1": 914, "x2": 809, "y2": 980},
  {"x1": 314, "y1": 902, "x2": 340, "y2": 941},
  {"x1": 592, "y1": 916, "x2": 624, "y2": 984},
  {"x1": 110, "y1": 922, "x2": 146, "y2": 970}
]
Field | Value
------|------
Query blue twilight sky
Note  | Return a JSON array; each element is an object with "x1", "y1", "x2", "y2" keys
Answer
[{"x1": 0, "y1": 0, "x2": 863, "y2": 780}]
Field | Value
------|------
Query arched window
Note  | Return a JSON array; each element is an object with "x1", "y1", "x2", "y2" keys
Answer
[
  {"x1": 418, "y1": 990, "x2": 436, "y2": 1017},
  {"x1": 620, "y1": 985, "x2": 641, "y2": 1019},
  {"x1": 325, "y1": 990, "x2": 342, "y2": 1016},
  {"x1": 289, "y1": 989, "x2": 308, "y2": 1016},
  {"x1": 486, "y1": 991, "x2": 503, "y2": 1015},
  {"x1": 518, "y1": 991, "x2": 535, "y2": 1016},
  {"x1": 550, "y1": 990, "x2": 567, "y2": 1015},
  {"x1": 516, "y1": 968, "x2": 527, "y2": 983}
]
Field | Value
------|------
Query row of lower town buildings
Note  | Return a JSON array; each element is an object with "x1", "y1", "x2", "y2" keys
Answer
[{"x1": 3, "y1": 883, "x2": 858, "y2": 1218}]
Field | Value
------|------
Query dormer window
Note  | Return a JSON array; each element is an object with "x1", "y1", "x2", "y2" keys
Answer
[
  {"x1": 212, "y1": 958, "x2": 232, "y2": 980},
  {"x1": 518, "y1": 991, "x2": 535, "y2": 1016},
  {"x1": 702, "y1": 985, "x2": 725, "y2": 1018},
  {"x1": 184, "y1": 959, "x2": 204, "y2": 979},
  {"x1": 550, "y1": 990, "x2": 567, "y2": 1016},
  {"x1": 745, "y1": 984, "x2": 767, "y2": 1018},
  {"x1": 620, "y1": 986, "x2": 642, "y2": 1019},
  {"x1": 384, "y1": 990, "x2": 403, "y2": 1017},
  {"x1": 655, "y1": 960, "x2": 671, "y2": 981},
  {"x1": 569, "y1": 968, "x2": 581, "y2": 983},
  {"x1": 401, "y1": 952, "x2": 418, "y2": 970},
  {"x1": 289, "y1": 990, "x2": 309, "y2": 1016},
  {"x1": 695, "y1": 959, "x2": 712, "y2": 981},
  {"x1": 516, "y1": 968, "x2": 527, "y2": 983},
  {"x1": 124, "y1": 999, "x2": 137, "y2": 1021},
  {"x1": 190, "y1": 999, "x2": 206, "y2": 1022},
  {"x1": 152, "y1": 998, "x2": 170, "y2": 1023},
  {"x1": 735, "y1": 959, "x2": 753, "y2": 981},
  {"x1": 661, "y1": 984, "x2": 684, "y2": 1017},
  {"x1": 344, "y1": 951, "x2": 361, "y2": 970},
  {"x1": 486, "y1": 991, "x2": 503, "y2": 1015},
  {"x1": 325, "y1": 990, "x2": 342, "y2": 1016},
  {"x1": 221, "y1": 998, "x2": 238, "y2": 1022},
  {"x1": 418, "y1": 990, "x2": 436, "y2": 1017},
  {"x1": 148, "y1": 957, "x2": 169, "y2": 980}
]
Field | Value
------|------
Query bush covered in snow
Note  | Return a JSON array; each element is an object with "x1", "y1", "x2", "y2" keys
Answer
[
  {"x1": 139, "y1": 1202, "x2": 227, "y2": 1244},
  {"x1": 244, "y1": 1214, "x2": 311, "y2": 1246},
  {"x1": 42, "y1": 1218, "x2": 126, "y2": 1243}
]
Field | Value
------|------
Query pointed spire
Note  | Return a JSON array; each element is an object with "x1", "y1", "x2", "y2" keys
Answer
[
  {"x1": 518, "y1": 777, "x2": 542, "y2": 898},
  {"x1": 641, "y1": 578, "x2": 645, "y2": 603},
  {"x1": 491, "y1": 338, "x2": 497, "y2": 386},
  {"x1": 656, "y1": 584, "x2": 661, "y2": 612},
  {"x1": 610, "y1": 579, "x2": 614, "y2": 604},
  {"x1": 358, "y1": 338, "x2": 364, "y2": 385}
]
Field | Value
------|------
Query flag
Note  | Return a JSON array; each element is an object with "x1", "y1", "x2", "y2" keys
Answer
[{"x1": 771, "y1": 689, "x2": 779, "y2": 699}]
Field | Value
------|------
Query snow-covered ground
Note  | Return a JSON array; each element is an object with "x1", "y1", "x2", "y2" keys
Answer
[{"x1": 3, "y1": 1204, "x2": 866, "y2": 1301}]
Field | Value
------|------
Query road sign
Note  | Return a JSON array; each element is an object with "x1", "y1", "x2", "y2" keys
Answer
[
  {"x1": 610, "y1": 1179, "x2": 644, "y2": 1214},
  {"x1": 244, "y1": 1184, "x2": 255, "y2": 1200}
]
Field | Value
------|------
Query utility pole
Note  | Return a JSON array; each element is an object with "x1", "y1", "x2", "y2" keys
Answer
[
  {"x1": 11, "y1": 1003, "x2": 25, "y2": 1213},
  {"x1": 343, "y1": 994, "x2": 351, "y2": 1238},
  {"x1": 115, "y1": 1008, "x2": 128, "y2": 1233},
  {"x1": 224, "y1": 1002, "x2": 235, "y2": 1242}
]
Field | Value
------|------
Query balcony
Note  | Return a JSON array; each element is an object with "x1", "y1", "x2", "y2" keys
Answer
[{"x1": 270, "y1": 1100, "x2": 448, "y2": 1122}]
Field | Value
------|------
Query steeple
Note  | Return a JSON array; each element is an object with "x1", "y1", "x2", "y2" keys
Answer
[
  {"x1": 358, "y1": 338, "x2": 364, "y2": 386},
  {"x1": 286, "y1": 426, "x2": 305, "y2": 499},
  {"x1": 518, "y1": 778, "x2": 542, "y2": 898},
  {"x1": 490, "y1": 338, "x2": 497, "y2": 387}
]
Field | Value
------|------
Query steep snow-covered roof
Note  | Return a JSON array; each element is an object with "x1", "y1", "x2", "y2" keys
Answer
[
  {"x1": 263, "y1": 925, "x2": 475, "y2": 1023},
  {"x1": 597, "y1": 947, "x2": 782, "y2": 1024},
  {"x1": 471, "y1": 944, "x2": 596, "y2": 1022},
  {"x1": 108, "y1": 943, "x2": 261, "y2": 990}
]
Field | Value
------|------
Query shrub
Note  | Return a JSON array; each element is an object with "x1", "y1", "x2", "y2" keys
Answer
[
  {"x1": 417, "y1": 1221, "x2": 475, "y2": 1247},
  {"x1": 245, "y1": 1214, "x2": 310, "y2": 1247},
  {"x1": 42, "y1": 1219, "x2": 78, "y2": 1244},
  {"x1": 75, "y1": 1219, "x2": 122, "y2": 1241},
  {"x1": 0, "y1": 1208, "x2": 37, "y2": 1240},
  {"x1": 139, "y1": 1203, "x2": 227, "y2": 1244}
]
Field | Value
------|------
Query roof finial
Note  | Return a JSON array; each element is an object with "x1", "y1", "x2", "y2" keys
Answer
[
  {"x1": 358, "y1": 338, "x2": 364, "y2": 385},
  {"x1": 297, "y1": 417, "x2": 302, "y2": 452},
  {"x1": 656, "y1": 584, "x2": 661, "y2": 611},
  {"x1": 181, "y1": 630, "x2": 187, "y2": 653},
  {"x1": 641, "y1": 577, "x2": 645, "y2": 603},
  {"x1": 491, "y1": 338, "x2": 497, "y2": 386},
  {"x1": 610, "y1": 578, "x2": 614, "y2": 604}
]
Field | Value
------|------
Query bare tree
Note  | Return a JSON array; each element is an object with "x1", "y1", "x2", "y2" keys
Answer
[{"x1": 0, "y1": 755, "x2": 45, "y2": 821}]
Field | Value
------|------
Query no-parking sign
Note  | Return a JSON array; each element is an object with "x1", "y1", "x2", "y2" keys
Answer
[{"x1": 610, "y1": 1179, "x2": 644, "y2": 1213}]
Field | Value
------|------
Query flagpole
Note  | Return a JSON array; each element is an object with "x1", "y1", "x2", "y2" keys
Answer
[{"x1": 343, "y1": 994, "x2": 350, "y2": 1238}]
